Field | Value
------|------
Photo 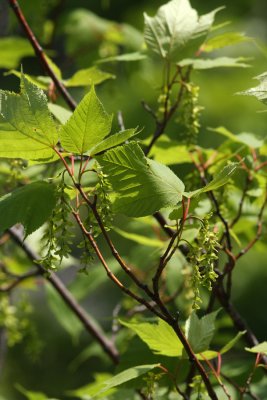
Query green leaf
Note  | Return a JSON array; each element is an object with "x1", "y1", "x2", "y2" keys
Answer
[
  {"x1": 89, "y1": 128, "x2": 138, "y2": 155},
  {"x1": 202, "y1": 32, "x2": 252, "y2": 53},
  {"x1": 98, "y1": 52, "x2": 147, "y2": 63},
  {"x1": 60, "y1": 85, "x2": 112, "y2": 154},
  {"x1": 185, "y1": 310, "x2": 220, "y2": 354},
  {"x1": 63, "y1": 66, "x2": 115, "y2": 87},
  {"x1": 0, "y1": 182, "x2": 57, "y2": 236},
  {"x1": 208, "y1": 126, "x2": 263, "y2": 148},
  {"x1": 16, "y1": 384, "x2": 58, "y2": 400},
  {"x1": 144, "y1": 0, "x2": 222, "y2": 61},
  {"x1": 0, "y1": 37, "x2": 34, "y2": 69},
  {"x1": 187, "y1": 163, "x2": 238, "y2": 198},
  {"x1": 120, "y1": 319, "x2": 183, "y2": 357},
  {"x1": 237, "y1": 72, "x2": 267, "y2": 105},
  {"x1": 67, "y1": 373, "x2": 114, "y2": 399},
  {"x1": 178, "y1": 57, "x2": 250, "y2": 69},
  {"x1": 246, "y1": 342, "x2": 267, "y2": 355},
  {"x1": 70, "y1": 365, "x2": 159, "y2": 399},
  {"x1": 220, "y1": 331, "x2": 246, "y2": 354},
  {"x1": 0, "y1": 74, "x2": 58, "y2": 160},
  {"x1": 96, "y1": 142, "x2": 185, "y2": 217},
  {"x1": 4, "y1": 69, "x2": 49, "y2": 90},
  {"x1": 113, "y1": 227, "x2": 165, "y2": 248},
  {"x1": 48, "y1": 103, "x2": 72, "y2": 125},
  {"x1": 92, "y1": 364, "x2": 160, "y2": 397},
  {"x1": 147, "y1": 135, "x2": 191, "y2": 165}
]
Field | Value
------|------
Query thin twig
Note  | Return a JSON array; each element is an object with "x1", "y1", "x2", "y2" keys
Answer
[{"x1": 7, "y1": 0, "x2": 77, "y2": 111}]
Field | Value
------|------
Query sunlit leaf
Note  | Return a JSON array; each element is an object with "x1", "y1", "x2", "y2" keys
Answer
[
  {"x1": 187, "y1": 163, "x2": 238, "y2": 197},
  {"x1": 90, "y1": 128, "x2": 138, "y2": 155},
  {"x1": 144, "y1": 0, "x2": 222, "y2": 61},
  {"x1": 97, "y1": 142, "x2": 185, "y2": 217},
  {"x1": 113, "y1": 227, "x2": 165, "y2": 248},
  {"x1": 60, "y1": 85, "x2": 112, "y2": 154},
  {"x1": 0, "y1": 74, "x2": 58, "y2": 160},
  {"x1": 0, "y1": 37, "x2": 34, "y2": 69},
  {"x1": 178, "y1": 57, "x2": 250, "y2": 69},
  {"x1": 48, "y1": 103, "x2": 72, "y2": 125},
  {"x1": 120, "y1": 319, "x2": 183, "y2": 357},
  {"x1": 246, "y1": 342, "x2": 267, "y2": 355},
  {"x1": 63, "y1": 66, "x2": 115, "y2": 87},
  {"x1": 237, "y1": 72, "x2": 267, "y2": 105},
  {"x1": 201, "y1": 32, "x2": 252, "y2": 53},
  {"x1": 98, "y1": 52, "x2": 147, "y2": 63},
  {"x1": 209, "y1": 126, "x2": 264, "y2": 148}
]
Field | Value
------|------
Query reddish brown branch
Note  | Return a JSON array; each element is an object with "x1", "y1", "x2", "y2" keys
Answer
[
  {"x1": 72, "y1": 211, "x2": 166, "y2": 321},
  {"x1": 7, "y1": 0, "x2": 77, "y2": 111}
]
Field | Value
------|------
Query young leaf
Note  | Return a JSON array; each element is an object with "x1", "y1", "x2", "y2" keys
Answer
[
  {"x1": 63, "y1": 66, "x2": 115, "y2": 87},
  {"x1": 16, "y1": 384, "x2": 58, "y2": 400},
  {"x1": 113, "y1": 227, "x2": 165, "y2": 248},
  {"x1": 48, "y1": 103, "x2": 72, "y2": 125},
  {"x1": 60, "y1": 85, "x2": 112, "y2": 154},
  {"x1": 98, "y1": 52, "x2": 147, "y2": 63},
  {"x1": 96, "y1": 142, "x2": 185, "y2": 217},
  {"x1": 120, "y1": 319, "x2": 183, "y2": 357},
  {"x1": 0, "y1": 75, "x2": 58, "y2": 160},
  {"x1": 245, "y1": 342, "x2": 267, "y2": 355},
  {"x1": 209, "y1": 126, "x2": 263, "y2": 148},
  {"x1": 91, "y1": 364, "x2": 160, "y2": 397},
  {"x1": 70, "y1": 365, "x2": 160, "y2": 399},
  {"x1": 220, "y1": 331, "x2": 246, "y2": 354},
  {"x1": 187, "y1": 163, "x2": 238, "y2": 198},
  {"x1": 144, "y1": 0, "x2": 222, "y2": 61},
  {"x1": 201, "y1": 32, "x2": 252, "y2": 53},
  {"x1": 237, "y1": 72, "x2": 267, "y2": 105},
  {"x1": 0, "y1": 37, "x2": 34, "y2": 69},
  {"x1": 146, "y1": 135, "x2": 191, "y2": 165},
  {"x1": 89, "y1": 128, "x2": 138, "y2": 155},
  {"x1": 178, "y1": 57, "x2": 250, "y2": 69},
  {"x1": 0, "y1": 182, "x2": 57, "y2": 236},
  {"x1": 185, "y1": 310, "x2": 220, "y2": 354}
]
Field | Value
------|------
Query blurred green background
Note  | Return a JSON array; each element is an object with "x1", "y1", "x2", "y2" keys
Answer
[{"x1": 0, "y1": 0, "x2": 267, "y2": 399}]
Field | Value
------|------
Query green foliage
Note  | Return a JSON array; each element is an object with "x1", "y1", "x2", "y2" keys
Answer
[
  {"x1": 144, "y1": 0, "x2": 221, "y2": 61},
  {"x1": 97, "y1": 142, "x2": 185, "y2": 217},
  {"x1": 0, "y1": 37, "x2": 34, "y2": 69},
  {"x1": 1, "y1": 1, "x2": 267, "y2": 399},
  {"x1": 246, "y1": 342, "x2": 267, "y2": 355},
  {"x1": 16, "y1": 385, "x2": 59, "y2": 400},
  {"x1": 238, "y1": 72, "x2": 267, "y2": 105},
  {"x1": 0, "y1": 181, "x2": 57, "y2": 236},
  {"x1": 60, "y1": 85, "x2": 113, "y2": 154},
  {"x1": 0, "y1": 74, "x2": 57, "y2": 160},
  {"x1": 179, "y1": 57, "x2": 250, "y2": 69},
  {"x1": 201, "y1": 32, "x2": 253, "y2": 53},
  {"x1": 120, "y1": 319, "x2": 183, "y2": 357},
  {"x1": 185, "y1": 310, "x2": 220, "y2": 354}
]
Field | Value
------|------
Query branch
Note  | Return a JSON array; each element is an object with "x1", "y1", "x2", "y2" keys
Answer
[
  {"x1": 7, "y1": 227, "x2": 119, "y2": 365},
  {"x1": 7, "y1": 0, "x2": 77, "y2": 111},
  {"x1": 0, "y1": 263, "x2": 40, "y2": 292},
  {"x1": 145, "y1": 66, "x2": 191, "y2": 155},
  {"x1": 72, "y1": 212, "x2": 166, "y2": 321}
]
